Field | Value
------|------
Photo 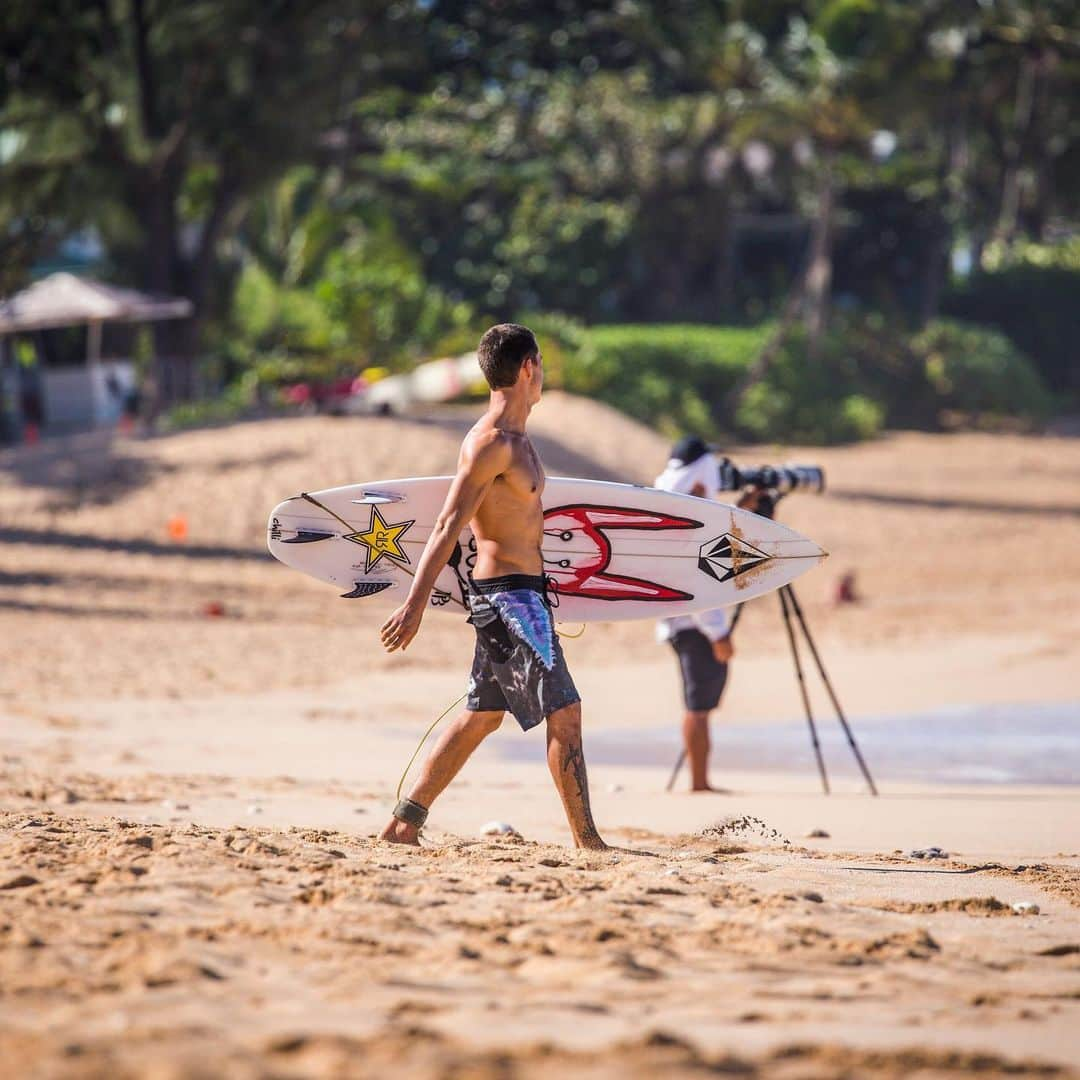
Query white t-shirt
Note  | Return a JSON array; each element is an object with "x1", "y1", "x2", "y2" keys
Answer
[{"x1": 655, "y1": 454, "x2": 731, "y2": 643}]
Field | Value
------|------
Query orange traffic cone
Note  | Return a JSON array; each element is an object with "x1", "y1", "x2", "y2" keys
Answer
[{"x1": 167, "y1": 515, "x2": 189, "y2": 543}]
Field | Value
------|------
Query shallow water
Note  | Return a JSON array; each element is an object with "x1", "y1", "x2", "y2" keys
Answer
[{"x1": 497, "y1": 700, "x2": 1080, "y2": 786}]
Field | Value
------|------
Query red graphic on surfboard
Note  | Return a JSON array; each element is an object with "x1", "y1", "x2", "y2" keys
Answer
[{"x1": 542, "y1": 504, "x2": 701, "y2": 602}]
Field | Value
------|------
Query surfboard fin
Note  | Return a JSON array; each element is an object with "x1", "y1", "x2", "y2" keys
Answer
[
  {"x1": 351, "y1": 491, "x2": 405, "y2": 505},
  {"x1": 340, "y1": 581, "x2": 395, "y2": 599},
  {"x1": 281, "y1": 530, "x2": 335, "y2": 544}
]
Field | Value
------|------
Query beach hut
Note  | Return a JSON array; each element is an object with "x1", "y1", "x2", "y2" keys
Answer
[{"x1": 0, "y1": 272, "x2": 192, "y2": 434}]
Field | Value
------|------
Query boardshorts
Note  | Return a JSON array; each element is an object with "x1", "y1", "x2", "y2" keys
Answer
[
  {"x1": 669, "y1": 628, "x2": 729, "y2": 712},
  {"x1": 465, "y1": 574, "x2": 581, "y2": 732}
]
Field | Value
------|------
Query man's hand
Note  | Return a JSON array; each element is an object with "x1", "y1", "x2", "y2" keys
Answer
[
  {"x1": 381, "y1": 601, "x2": 424, "y2": 653},
  {"x1": 712, "y1": 636, "x2": 734, "y2": 663},
  {"x1": 736, "y1": 487, "x2": 763, "y2": 513},
  {"x1": 375, "y1": 429, "x2": 509, "y2": 653}
]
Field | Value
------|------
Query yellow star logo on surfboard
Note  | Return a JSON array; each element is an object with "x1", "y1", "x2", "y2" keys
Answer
[{"x1": 344, "y1": 505, "x2": 415, "y2": 574}]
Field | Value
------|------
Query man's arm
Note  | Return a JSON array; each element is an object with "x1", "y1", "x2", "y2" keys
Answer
[{"x1": 380, "y1": 432, "x2": 510, "y2": 653}]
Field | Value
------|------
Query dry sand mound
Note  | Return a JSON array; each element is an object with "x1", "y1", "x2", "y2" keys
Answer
[{"x1": 0, "y1": 390, "x2": 668, "y2": 548}]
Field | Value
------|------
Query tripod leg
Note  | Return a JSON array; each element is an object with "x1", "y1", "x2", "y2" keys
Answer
[
  {"x1": 785, "y1": 586, "x2": 879, "y2": 797},
  {"x1": 779, "y1": 586, "x2": 830, "y2": 795},
  {"x1": 665, "y1": 749, "x2": 687, "y2": 792}
]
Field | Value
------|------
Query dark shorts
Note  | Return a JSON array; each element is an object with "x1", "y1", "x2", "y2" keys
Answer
[
  {"x1": 669, "y1": 628, "x2": 729, "y2": 712},
  {"x1": 466, "y1": 574, "x2": 581, "y2": 732}
]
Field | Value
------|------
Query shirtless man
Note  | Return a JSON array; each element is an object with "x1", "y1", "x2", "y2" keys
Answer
[{"x1": 378, "y1": 323, "x2": 606, "y2": 850}]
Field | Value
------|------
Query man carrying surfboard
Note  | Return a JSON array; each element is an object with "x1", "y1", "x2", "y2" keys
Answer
[{"x1": 378, "y1": 324, "x2": 606, "y2": 850}]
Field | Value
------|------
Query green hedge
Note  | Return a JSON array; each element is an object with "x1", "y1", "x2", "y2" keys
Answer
[
  {"x1": 563, "y1": 317, "x2": 1050, "y2": 445},
  {"x1": 564, "y1": 323, "x2": 771, "y2": 438},
  {"x1": 734, "y1": 346, "x2": 886, "y2": 444},
  {"x1": 912, "y1": 319, "x2": 1053, "y2": 422},
  {"x1": 942, "y1": 241, "x2": 1080, "y2": 397}
]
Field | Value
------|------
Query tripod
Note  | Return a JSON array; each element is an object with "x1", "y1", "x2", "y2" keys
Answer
[{"x1": 665, "y1": 493, "x2": 878, "y2": 796}]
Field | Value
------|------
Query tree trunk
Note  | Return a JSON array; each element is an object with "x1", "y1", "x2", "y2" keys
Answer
[
  {"x1": 996, "y1": 52, "x2": 1038, "y2": 247},
  {"x1": 727, "y1": 161, "x2": 836, "y2": 426},
  {"x1": 725, "y1": 242, "x2": 811, "y2": 425},
  {"x1": 803, "y1": 165, "x2": 834, "y2": 360},
  {"x1": 921, "y1": 100, "x2": 966, "y2": 327}
]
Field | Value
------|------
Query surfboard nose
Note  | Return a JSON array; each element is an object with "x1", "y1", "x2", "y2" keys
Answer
[{"x1": 739, "y1": 521, "x2": 828, "y2": 562}]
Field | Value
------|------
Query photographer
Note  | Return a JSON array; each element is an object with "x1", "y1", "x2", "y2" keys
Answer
[{"x1": 655, "y1": 436, "x2": 762, "y2": 793}]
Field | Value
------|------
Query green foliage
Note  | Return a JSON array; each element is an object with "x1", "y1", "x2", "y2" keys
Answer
[
  {"x1": 231, "y1": 263, "x2": 337, "y2": 355},
  {"x1": 565, "y1": 316, "x2": 1050, "y2": 446},
  {"x1": 162, "y1": 372, "x2": 263, "y2": 432},
  {"x1": 913, "y1": 319, "x2": 1053, "y2": 422},
  {"x1": 943, "y1": 241, "x2": 1080, "y2": 396},
  {"x1": 316, "y1": 237, "x2": 473, "y2": 367},
  {"x1": 2, "y1": 0, "x2": 424, "y2": 308},
  {"x1": 734, "y1": 327, "x2": 889, "y2": 444},
  {"x1": 4, "y1": 0, "x2": 1077, "y2": 424},
  {"x1": 736, "y1": 317, "x2": 1049, "y2": 443},
  {"x1": 223, "y1": 172, "x2": 475, "y2": 383},
  {"x1": 564, "y1": 324, "x2": 772, "y2": 438}
]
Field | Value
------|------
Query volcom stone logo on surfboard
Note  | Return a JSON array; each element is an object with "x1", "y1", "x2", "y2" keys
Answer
[
  {"x1": 698, "y1": 533, "x2": 772, "y2": 583},
  {"x1": 343, "y1": 505, "x2": 415, "y2": 574},
  {"x1": 543, "y1": 504, "x2": 700, "y2": 602}
]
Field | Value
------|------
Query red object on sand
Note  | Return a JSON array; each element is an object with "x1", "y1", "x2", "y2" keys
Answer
[
  {"x1": 167, "y1": 515, "x2": 189, "y2": 543},
  {"x1": 834, "y1": 571, "x2": 859, "y2": 605},
  {"x1": 202, "y1": 601, "x2": 226, "y2": 617}
]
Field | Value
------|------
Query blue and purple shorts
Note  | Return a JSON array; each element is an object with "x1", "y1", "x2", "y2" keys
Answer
[{"x1": 465, "y1": 574, "x2": 580, "y2": 732}]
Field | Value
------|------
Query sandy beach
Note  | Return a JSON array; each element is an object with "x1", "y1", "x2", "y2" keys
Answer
[{"x1": 2, "y1": 394, "x2": 1079, "y2": 1077}]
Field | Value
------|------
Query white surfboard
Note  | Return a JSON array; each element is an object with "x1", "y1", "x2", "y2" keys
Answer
[{"x1": 267, "y1": 476, "x2": 826, "y2": 623}]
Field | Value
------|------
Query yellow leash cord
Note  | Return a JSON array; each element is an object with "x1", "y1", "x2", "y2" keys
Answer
[
  {"x1": 395, "y1": 690, "x2": 468, "y2": 801},
  {"x1": 394, "y1": 625, "x2": 583, "y2": 799}
]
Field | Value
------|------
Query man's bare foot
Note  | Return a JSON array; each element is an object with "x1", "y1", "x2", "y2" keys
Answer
[
  {"x1": 379, "y1": 818, "x2": 421, "y2": 846},
  {"x1": 691, "y1": 784, "x2": 733, "y2": 794}
]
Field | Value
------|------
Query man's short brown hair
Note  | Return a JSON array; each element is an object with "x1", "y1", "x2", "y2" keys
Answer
[{"x1": 477, "y1": 323, "x2": 538, "y2": 390}]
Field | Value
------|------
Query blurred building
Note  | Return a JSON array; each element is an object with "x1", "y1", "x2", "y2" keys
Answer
[{"x1": 0, "y1": 273, "x2": 191, "y2": 439}]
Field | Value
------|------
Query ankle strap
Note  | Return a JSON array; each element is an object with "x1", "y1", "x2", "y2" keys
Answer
[{"x1": 392, "y1": 798, "x2": 429, "y2": 828}]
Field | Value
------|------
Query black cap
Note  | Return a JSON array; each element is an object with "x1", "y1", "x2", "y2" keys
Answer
[{"x1": 669, "y1": 435, "x2": 710, "y2": 466}]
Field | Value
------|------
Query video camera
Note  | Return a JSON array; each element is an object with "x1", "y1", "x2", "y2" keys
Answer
[{"x1": 715, "y1": 459, "x2": 826, "y2": 496}]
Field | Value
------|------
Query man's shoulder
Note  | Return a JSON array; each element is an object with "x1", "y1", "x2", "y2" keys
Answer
[{"x1": 461, "y1": 425, "x2": 514, "y2": 469}]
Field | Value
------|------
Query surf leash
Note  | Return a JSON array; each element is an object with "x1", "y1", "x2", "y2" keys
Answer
[
  {"x1": 300, "y1": 491, "x2": 356, "y2": 531},
  {"x1": 396, "y1": 690, "x2": 468, "y2": 801}
]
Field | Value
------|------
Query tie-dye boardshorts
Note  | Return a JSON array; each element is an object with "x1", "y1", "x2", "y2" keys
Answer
[{"x1": 465, "y1": 574, "x2": 581, "y2": 732}]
